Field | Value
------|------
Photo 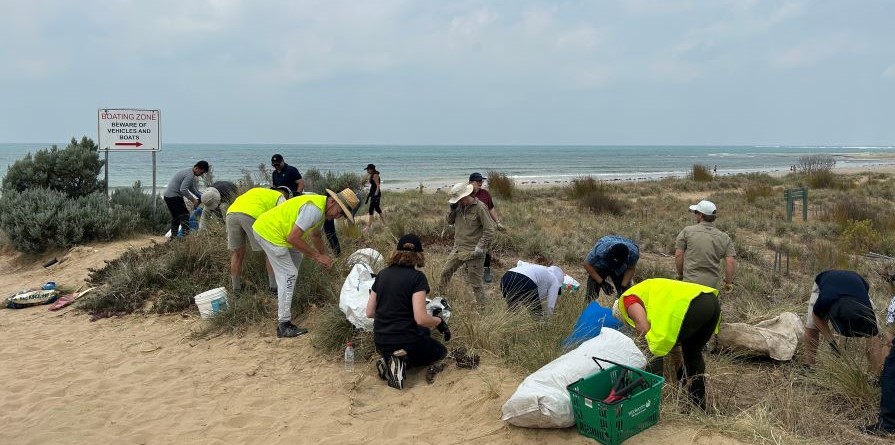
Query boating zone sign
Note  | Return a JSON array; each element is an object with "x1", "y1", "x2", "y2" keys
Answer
[{"x1": 98, "y1": 108, "x2": 160, "y2": 151}]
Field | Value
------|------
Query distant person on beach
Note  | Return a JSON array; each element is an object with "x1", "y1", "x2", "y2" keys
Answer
[
  {"x1": 469, "y1": 172, "x2": 504, "y2": 283},
  {"x1": 614, "y1": 278, "x2": 721, "y2": 411},
  {"x1": 363, "y1": 163, "x2": 386, "y2": 233},
  {"x1": 802, "y1": 270, "x2": 886, "y2": 375},
  {"x1": 253, "y1": 188, "x2": 359, "y2": 337},
  {"x1": 365, "y1": 234, "x2": 449, "y2": 390},
  {"x1": 583, "y1": 235, "x2": 639, "y2": 302},
  {"x1": 198, "y1": 180, "x2": 238, "y2": 229},
  {"x1": 271, "y1": 153, "x2": 342, "y2": 255},
  {"x1": 163, "y1": 160, "x2": 209, "y2": 238},
  {"x1": 225, "y1": 186, "x2": 292, "y2": 292},
  {"x1": 439, "y1": 182, "x2": 496, "y2": 305},
  {"x1": 501, "y1": 260, "x2": 564, "y2": 316},
  {"x1": 675, "y1": 200, "x2": 736, "y2": 291}
]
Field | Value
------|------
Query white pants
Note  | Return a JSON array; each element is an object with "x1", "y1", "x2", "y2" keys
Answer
[{"x1": 254, "y1": 231, "x2": 304, "y2": 322}]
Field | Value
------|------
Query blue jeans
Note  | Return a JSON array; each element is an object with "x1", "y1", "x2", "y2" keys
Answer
[{"x1": 880, "y1": 338, "x2": 895, "y2": 430}]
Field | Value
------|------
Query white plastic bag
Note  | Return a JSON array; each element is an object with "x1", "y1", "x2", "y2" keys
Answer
[
  {"x1": 501, "y1": 328, "x2": 647, "y2": 428},
  {"x1": 339, "y1": 262, "x2": 376, "y2": 331}
]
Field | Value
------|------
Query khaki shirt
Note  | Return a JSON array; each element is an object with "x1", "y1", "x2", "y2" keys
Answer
[
  {"x1": 447, "y1": 199, "x2": 495, "y2": 260},
  {"x1": 675, "y1": 221, "x2": 735, "y2": 289}
]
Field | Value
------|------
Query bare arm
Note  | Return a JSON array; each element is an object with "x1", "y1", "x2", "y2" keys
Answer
[
  {"x1": 412, "y1": 290, "x2": 441, "y2": 328},
  {"x1": 372, "y1": 174, "x2": 381, "y2": 196},
  {"x1": 674, "y1": 249, "x2": 685, "y2": 278},
  {"x1": 627, "y1": 302, "x2": 651, "y2": 336},
  {"x1": 489, "y1": 206, "x2": 501, "y2": 224},
  {"x1": 803, "y1": 315, "x2": 832, "y2": 366},
  {"x1": 286, "y1": 225, "x2": 333, "y2": 269},
  {"x1": 724, "y1": 256, "x2": 736, "y2": 285},
  {"x1": 365, "y1": 290, "x2": 378, "y2": 319},
  {"x1": 622, "y1": 266, "x2": 636, "y2": 287},
  {"x1": 296, "y1": 178, "x2": 305, "y2": 194},
  {"x1": 582, "y1": 260, "x2": 603, "y2": 283}
]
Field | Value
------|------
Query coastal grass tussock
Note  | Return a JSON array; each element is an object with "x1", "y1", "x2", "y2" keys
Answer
[
  {"x1": 567, "y1": 177, "x2": 624, "y2": 216},
  {"x1": 689, "y1": 163, "x2": 714, "y2": 182},
  {"x1": 485, "y1": 170, "x2": 515, "y2": 200}
]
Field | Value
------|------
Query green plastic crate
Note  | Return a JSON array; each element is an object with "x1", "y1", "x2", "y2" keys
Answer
[{"x1": 566, "y1": 363, "x2": 664, "y2": 445}]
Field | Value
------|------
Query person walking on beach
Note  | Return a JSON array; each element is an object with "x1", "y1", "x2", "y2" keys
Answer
[
  {"x1": 675, "y1": 200, "x2": 736, "y2": 291},
  {"x1": 439, "y1": 182, "x2": 496, "y2": 305},
  {"x1": 225, "y1": 186, "x2": 292, "y2": 292},
  {"x1": 271, "y1": 153, "x2": 342, "y2": 255},
  {"x1": 365, "y1": 234, "x2": 449, "y2": 390},
  {"x1": 469, "y1": 172, "x2": 504, "y2": 283},
  {"x1": 802, "y1": 270, "x2": 886, "y2": 375},
  {"x1": 501, "y1": 260, "x2": 564, "y2": 316},
  {"x1": 583, "y1": 235, "x2": 639, "y2": 302},
  {"x1": 253, "y1": 188, "x2": 359, "y2": 337},
  {"x1": 614, "y1": 278, "x2": 721, "y2": 411},
  {"x1": 163, "y1": 160, "x2": 209, "y2": 238},
  {"x1": 363, "y1": 163, "x2": 386, "y2": 233}
]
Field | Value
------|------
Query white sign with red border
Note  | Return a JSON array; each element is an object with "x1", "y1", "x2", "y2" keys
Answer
[{"x1": 97, "y1": 108, "x2": 161, "y2": 151}]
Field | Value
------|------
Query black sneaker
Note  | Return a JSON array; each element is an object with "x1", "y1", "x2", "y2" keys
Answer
[
  {"x1": 269, "y1": 287, "x2": 278, "y2": 297},
  {"x1": 376, "y1": 358, "x2": 387, "y2": 381},
  {"x1": 386, "y1": 354, "x2": 406, "y2": 390},
  {"x1": 276, "y1": 321, "x2": 308, "y2": 338},
  {"x1": 859, "y1": 423, "x2": 895, "y2": 437}
]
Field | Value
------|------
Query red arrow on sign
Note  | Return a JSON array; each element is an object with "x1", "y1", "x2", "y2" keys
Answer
[{"x1": 115, "y1": 142, "x2": 143, "y2": 147}]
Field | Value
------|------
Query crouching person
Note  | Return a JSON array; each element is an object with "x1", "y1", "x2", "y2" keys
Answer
[
  {"x1": 501, "y1": 260, "x2": 564, "y2": 316},
  {"x1": 366, "y1": 234, "x2": 449, "y2": 390},
  {"x1": 614, "y1": 278, "x2": 720, "y2": 411}
]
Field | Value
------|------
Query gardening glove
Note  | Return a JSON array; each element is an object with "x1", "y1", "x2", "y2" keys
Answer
[
  {"x1": 496, "y1": 222, "x2": 506, "y2": 232},
  {"x1": 473, "y1": 246, "x2": 486, "y2": 258},
  {"x1": 724, "y1": 282, "x2": 734, "y2": 292},
  {"x1": 600, "y1": 280, "x2": 615, "y2": 296},
  {"x1": 437, "y1": 317, "x2": 452, "y2": 342}
]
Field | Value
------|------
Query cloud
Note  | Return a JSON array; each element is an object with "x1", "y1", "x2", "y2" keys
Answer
[
  {"x1": 884, "y1": 64, "x2": 895, "y2": 80},
  {"x1": 771, "y1": 33, "x2": 864, "y2": 69}
]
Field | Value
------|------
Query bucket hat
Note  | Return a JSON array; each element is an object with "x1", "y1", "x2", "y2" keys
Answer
[
  {"x1": 201, "y1": 188, "x2": 221, "y2": 210},
  {"x1": 448, "y1": 183, "x2": 474, "y2": 204}
]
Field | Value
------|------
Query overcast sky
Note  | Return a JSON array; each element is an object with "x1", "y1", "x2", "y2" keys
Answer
[{"x1": 1, "y1": 0, "x2": 893, "y2": 145}]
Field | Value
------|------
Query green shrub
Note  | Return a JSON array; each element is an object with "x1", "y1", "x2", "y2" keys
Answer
[
  {"x1": 841, "y1": 219, "x2": 879, "y2": 253},
  {"x1": 798, "y1": 154, "x2": 836, "y2": 174},
  {"x1": 807, "y1": 170, "x2": 838, "y2": 189},
  {"x1": 485, "y1": 170, "x2": 515, "y2": 200},
  {"x1": 0, "y1": 188, "x2": 138, "y2": 253},
  {"x1": 109, "y1": 181, "x2": 169, "y2": 233},
  {"x1": 744, "y1": 183, "x2": 774, "y2": 203},
  {"x1": 690, "y1": 164, "x2": 714, "y2": 182},
  {"x1": 303, "y1": 168, "x2": 365, "y2": 195},
  {"x1": 567, "y1": 177, "x2": 624, "y2": 215},
  {"x1": 2, "y1": 137, "x2": 105, "y2": 198}
]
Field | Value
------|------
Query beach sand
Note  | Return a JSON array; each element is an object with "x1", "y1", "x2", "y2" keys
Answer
[{"x1": 0, "y1": 238, "x2": 748, "y2": 445}]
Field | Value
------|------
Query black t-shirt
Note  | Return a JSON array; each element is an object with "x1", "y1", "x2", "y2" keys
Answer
[
  {"x1": 372, "y1": 265, "x2": 430, "y2": 345},
  {"x1": 272, "y1": 163, "x2": 302, "y2": 193},
  {"x1": 813, "y1": 270, "x2": 871, "y2": 318}
]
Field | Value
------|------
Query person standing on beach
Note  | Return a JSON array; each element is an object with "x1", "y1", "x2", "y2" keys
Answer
[
  {"x1": 252, "y1": 188, "x2": 359, "y2": 337},
  {"x1": 439, "y1": 183, "x2": 496, "y2": 305},
  {"x1": 225, "y1": 186, "x2": 292, "y2": 292},
  {"x1": 163, "y1": 160, "x2": 209, "y2": 238},
  {"x1": 675, "y1": 200, "x2": 736, "y2": 291},
  {"x1": 363, "y1": 163, "x2": 386, "y2": 233},
  {"x1": 271, "y1": 153, "x2": 342, "y2": 255},
  {"x1": 468, "y1": 172, "x2": 504, "y2": 283},
  {"x1": 583, "y1": 235, "x2": 639, "y2": 302}
]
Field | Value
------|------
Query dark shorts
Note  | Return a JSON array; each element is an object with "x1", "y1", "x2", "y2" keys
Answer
[
  {"x1": 376, "y1": 331, "x2": 447, "y2": 368},
  {"x1": 368, "y1": 195, "x2": 382, "y2": 215}
]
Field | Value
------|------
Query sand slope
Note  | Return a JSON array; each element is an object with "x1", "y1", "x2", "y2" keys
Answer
[{"x1": 0, "y1": 239, "x2": 748, "y2": 444}]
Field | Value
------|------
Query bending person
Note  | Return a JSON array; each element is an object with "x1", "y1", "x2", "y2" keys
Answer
[
  {"x1": 225, "y1": 186, "x2": 292, "y2": 292},
  {"x1": 366, "y1": 234, "x2": 449, "y2": 390},
  {"x1": 583, "y1": 235, "x2": 639, "y2": 301},
  {"x1": 614, "y1": 278, "x2": 720, "y2": 410},
  {"x1": 501, "y1": 260, "x2": 564, "y2": 316}
]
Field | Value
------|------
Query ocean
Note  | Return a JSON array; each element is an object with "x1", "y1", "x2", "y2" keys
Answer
[{"x1": 2, "y1": 143, "x2": 894, "y2": 191}]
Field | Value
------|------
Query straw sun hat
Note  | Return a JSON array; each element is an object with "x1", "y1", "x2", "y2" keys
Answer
[{"x1": 326, "y1": 188, "x2": 361, "y2": 223}]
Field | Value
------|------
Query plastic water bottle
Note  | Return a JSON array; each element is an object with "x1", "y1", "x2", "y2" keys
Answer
[{"x1": 344, "y1": 342, "x2": 355, "y2": 372}]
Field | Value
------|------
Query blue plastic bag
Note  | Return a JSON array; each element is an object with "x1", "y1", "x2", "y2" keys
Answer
[{"x1": 562, "y1": 301, "x2": 622, "y2": 349}]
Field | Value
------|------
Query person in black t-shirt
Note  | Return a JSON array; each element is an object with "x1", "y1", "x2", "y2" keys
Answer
[{"x1": 365, "y1": 234, "x2": 449, "y2": 390}]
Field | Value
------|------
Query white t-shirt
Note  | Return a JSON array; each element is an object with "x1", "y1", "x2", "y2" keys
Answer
[
  {"x1": 510, "y1": 260, "x2": 563, "y2": 315},
  {"x1": 294, "y1": 202, "x2": 323, "y2": 232}
]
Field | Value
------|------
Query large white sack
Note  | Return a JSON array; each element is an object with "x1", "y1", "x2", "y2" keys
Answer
[
  {"x1": 501, "y1": 328, "x2": 646, "y2": 429},
  {"x1": 339, "y1": 262, "x2": 376, "y2": 331},
  {"x1": 716, "y1": 312, "x2": 803, "y2": 361}
]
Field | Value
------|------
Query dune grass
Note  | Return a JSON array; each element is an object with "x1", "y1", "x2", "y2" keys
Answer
[{"x1": 79, "y1": 168, "x2": 895, "y2": 445}]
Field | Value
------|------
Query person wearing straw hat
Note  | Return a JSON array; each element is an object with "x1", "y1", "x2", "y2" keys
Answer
[
  {"x1": 675, "y1": 200, "x2": 736, "y2": 291},
  {"x1": 613, "y1": 278, "x2": 721, "y2": 411},
  {"x1": 365, "y1": 234, "x2": 449, "y2": 390},
  {"x1": 225, "y1": 186, "x2": 293, "y2": 293},
  {"x1": 438, "y1": 182, "x2": 496, "y2": 305},
  {"x1": 253, "y1": 188, "x2": 360, "y2": 338}
]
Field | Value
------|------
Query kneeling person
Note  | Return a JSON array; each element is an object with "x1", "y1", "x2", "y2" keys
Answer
[
  {"x1": 253, "y1": 188, "x2": 358, "y2": 338},
  {"x1": 366, "y1": 234, "x2": 449, "y2": 390}
]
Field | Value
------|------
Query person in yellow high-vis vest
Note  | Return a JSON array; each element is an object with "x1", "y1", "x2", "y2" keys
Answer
[
  {"x1": 225, "y1": 186, "x2": 293, "y2": 293},
  {"x1": 253, "y1": 188, "x2": 360, "y2": 338},
  {"x1": 614, "y1": 278, "x2": 720, "y2": 410}
]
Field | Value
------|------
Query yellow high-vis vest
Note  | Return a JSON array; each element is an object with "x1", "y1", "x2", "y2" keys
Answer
[
  {"x1": 618, "y1": 278, "x2": 719, "y2": 356},
  {"x1": 227, "y1": 188, "x2": 284, "y2": 219},
  {"x1": 252, "y1": 195, "x2": 327, "y2": 247}
]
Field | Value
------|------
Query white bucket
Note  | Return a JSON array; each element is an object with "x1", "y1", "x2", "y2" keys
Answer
[{"x1": 194, "y1": 287, "x2": 228, "y2": 319}]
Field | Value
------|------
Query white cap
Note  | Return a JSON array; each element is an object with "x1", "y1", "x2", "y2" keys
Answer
[{"x1": 688, "y1": 200, "x2": 716, "y2": 215}]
